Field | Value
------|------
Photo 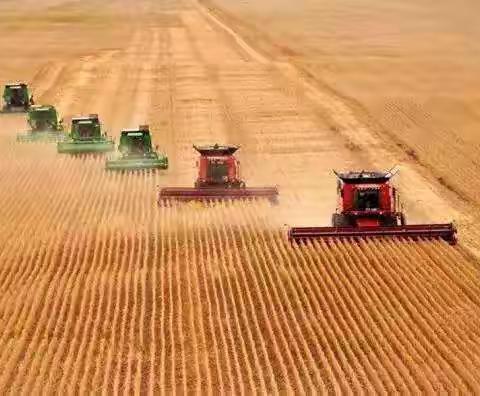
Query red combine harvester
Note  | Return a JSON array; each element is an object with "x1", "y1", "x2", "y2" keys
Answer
[
  {"x1": 159, "y1": 144, "x2": 279, "y2": 203},
  {"x1": 289, "y1": 168, "x2": 457, "y2": 244}
]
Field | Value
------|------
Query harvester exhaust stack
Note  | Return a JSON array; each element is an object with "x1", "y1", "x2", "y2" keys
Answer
[
  {"x1": 159, "y1": 144, "x2": 279, "y2": 203},
  {"x1": 289, "y1": 168, "x2": 458, "y2": 245}
]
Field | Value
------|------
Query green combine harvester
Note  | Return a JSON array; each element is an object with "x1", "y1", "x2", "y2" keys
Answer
[
  {"x1": 16, "y1": 105, "x2": 66, "y2": 142},
  {"x1": 106, "y1": 125, "x2": 168, "y2": 171},
  {"x1": 1, "y1": 82, "x2": 34, "y2": 113},
  {"x1": 57, "y1": 114, "x2": 114, "y2": 154}
]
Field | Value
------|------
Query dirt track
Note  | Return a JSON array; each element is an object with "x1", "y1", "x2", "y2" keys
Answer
[{"x1": 1, "y1": 0, "x2": 480, "y2": 393}]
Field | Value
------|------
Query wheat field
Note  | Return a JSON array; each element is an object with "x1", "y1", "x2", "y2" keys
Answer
[
  {"x1": 1, "y1": 0, "x2": 480, "y2": 393},
  {"x1": 0, "y1": 152, "x2": 479, "y2": 392}
]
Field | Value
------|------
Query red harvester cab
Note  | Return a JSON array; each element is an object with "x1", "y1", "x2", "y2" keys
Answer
[
  {"x1": 332, "y1": 170, "x2": 405, "y2": 227},
  {"x1": 194, "y1": 145, "x2": 245, "y2": 188}
]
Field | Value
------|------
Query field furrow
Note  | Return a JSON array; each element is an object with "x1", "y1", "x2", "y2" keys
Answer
[{"x1": 1, "y1": 0, "x2": 480, "y2": 393}]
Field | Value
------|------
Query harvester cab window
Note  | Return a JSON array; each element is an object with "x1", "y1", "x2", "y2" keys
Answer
[
  {"x1": 132, "y1": 136, "x2": 145, "y2": 154},
  {"x1": 123, "y1": 133, "x2": 148, "y2": 155},
  {"x1": 355, "y1": 188, "x2": 380, "y2": 211},
  {"x1": 11, "y1": 88, "x2": 22, "y2": 104},
  {"x1": 34, "y1": 113, "x2": 49, "y2": 129},
  {"x1": 78, "y1": 123, "x2": 93, "y2": 138},
  {"x1": 207, "y1": 159, "x2": 229, "y2": 183}
]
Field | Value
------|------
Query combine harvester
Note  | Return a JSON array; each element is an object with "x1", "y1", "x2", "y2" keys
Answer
[
  {"x1": 17, "y1": 105, "x2": 66, "y2": 142},
  {"x1": 1, "y1": 83, "x2": 34, "y2": 113},
  {"x1": 57, "y1": 114, "x2": 114, "y2": 154},
  {"x1": 289, "y1": 168, "x2": 457, "y2": 244},
  {"x1": 159, "y1": 144, "x2": 279, "y2": 203},
  {"x1": 106, "y1": 125, "x2": 168, "y2": 171}
]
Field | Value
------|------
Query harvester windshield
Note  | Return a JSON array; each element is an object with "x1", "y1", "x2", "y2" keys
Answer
[
  {"x1": 355, "y1": 189, "x2": 380, "y2": 210},
  {"x1": 11, "y1": 87, "x2": 23, "y2": 103},
  {"x1": 119, "y1": 130, "x2": 153, "y2": 156},
  {"x1": 207, "y1": 159, "x2": 229, "y2": 183},
  {"x1": 78, "y1": 123, "x2": 94, "y2": 138},
  {"x1": 71, "y1": 117, "x2": 101, "y2": 140}
]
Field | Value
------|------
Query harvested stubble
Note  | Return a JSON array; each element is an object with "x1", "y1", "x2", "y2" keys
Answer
[{"x1": 0, "y1": 163, "x2": 479, "y2": 393}]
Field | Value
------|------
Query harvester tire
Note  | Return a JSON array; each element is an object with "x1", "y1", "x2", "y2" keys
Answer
[
  {"x1": 332, "y1": 213, "x2": 350, "y2": 227},
  {"x1": 382, "y1": 216, "x2": 398, "y2": 227}
]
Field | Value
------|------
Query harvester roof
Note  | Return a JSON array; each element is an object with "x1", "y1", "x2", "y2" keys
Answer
[
  {"x1": 121, "y1": 125, "x2": 150, "y2": 136},
  {"x1": 5, "y1": 82, "x2": 27, "y2": 88},
  {"x1": 30, "y1": 104, "x2": 54, "y2": 112},
  {"x1": 72, "y1": 114, "x2": 99, "y2": 123},
  {"x1": 123, "y1": 131, "x2": 144, "y2": 136},
  {"x1": 334, "y1": 170, "x2": 393, "y2": 184},
  {"x1": 193, "y1": 144, "x2": 239, "y2": 156}
]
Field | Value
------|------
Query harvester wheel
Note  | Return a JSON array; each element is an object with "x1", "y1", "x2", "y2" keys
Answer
[
  {"x1": 382, "y1": 216, "x2": 398, "y2": 227},
  {"x1": 332, "y1": 213, "x2": 350, "y2": 227}
]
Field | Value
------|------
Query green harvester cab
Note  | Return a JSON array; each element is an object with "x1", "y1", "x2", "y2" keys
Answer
[
  {"x1": 16, "y1": 104, "x2": 66, "y2": 142},
  {"x1": 2, "y1": 82, "x2": 34, "y2": 113},
  {"x1": 57, "y1": 114, "x2": 114, "y2": 154},
  {"x1": 106, "y1": 125, "x2": 168, "y2": 171}
]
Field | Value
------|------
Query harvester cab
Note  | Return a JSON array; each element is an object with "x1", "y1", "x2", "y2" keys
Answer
[
  {"x1": 194, "y1": 144, "x2": 244, "y2": 188},
  {"x1": 71, "y1": 115, "x2": 101, "y2": 140},
  {"x1": 57, "y1": 114, "x2": 114, "y2": 154},
  {"x1": 289, "y1": 168, "x2": 457, "y2": 244},
  {"x1": 105, "y1": 125, "x2": 168, "y2": 171},
  {"x1": 17, "y1": 105, "x2": 66, "y2": 142},
  {"x1": 28, "y1": 105, "x2": 61, "y2": 132},
  {"x1": 332, "y1": 169, "x2": 405, "y2": 227},
  {"x1": 159, "y1": 144, "x2": 279, "y2": 203},
  {"x1": 2, "y1": 83, "x2": 34, "y2": 113},
  {"x1": 118, "y1": 126, "x2": 155, "y2": 157}
]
